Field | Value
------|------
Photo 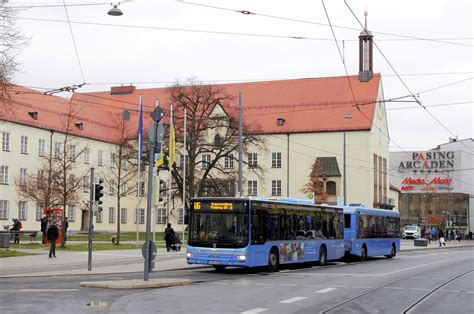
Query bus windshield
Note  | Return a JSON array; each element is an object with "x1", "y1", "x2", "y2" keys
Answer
[{"x1": 189, "y1": 212, "x2": 249, "y2": 248}]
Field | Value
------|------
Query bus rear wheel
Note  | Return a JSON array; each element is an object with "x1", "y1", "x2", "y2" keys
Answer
[
  {"x1": 386, "y1": 244, "x2": 396, "y2": 258},
  {"x1": 360, "y1": 246, "x2": 367, "y2": 262},
  {"x1": 267, "y1": 248, "x2": 279, "y2": 272},
  {"x1": 213, "y1": 265, "x2": 227, "y2": 272},
  {"x1": 319, "y1": 246, "x2": 327, "y2": 266}
]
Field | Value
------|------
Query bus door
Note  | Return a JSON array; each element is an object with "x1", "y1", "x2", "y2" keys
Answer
[
  {"x1": 344, "y1": 212, "x2": 354, "y2": 253},
  {"x1": 250, "y1": 208, "x2": 268, "y2": 266}
]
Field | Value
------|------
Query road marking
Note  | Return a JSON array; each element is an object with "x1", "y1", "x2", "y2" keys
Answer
[
  {"x1": 441, "y1": 290, "x2": 461, "y2": 293},
  {"x1": 232, "y1": 282, "x2": 250, "y2": 285},
  {"x1": 20, "y1": 289, "x2": 79, "y2": 292},
  {"x1": 301, "y1": 284, "x2": 323, "y2": 287},
  {"x1": 278, "y1": 284, "x2": 297, "y2": 287},
  {"x1": 279, "y1": 297, "x2": 307, "y2": 304},
  {"x1": 410, "y1": 277, "x2": 427, "y2": 279},
  {"x1": 241, "y1": 308, "x2": 268, "y2": 314},
  {"x1": 351, "y1": 286, "x2": 372, "y2": 289},
  {"x1": 409, "y1": 288, "x2": 429, "y2": 291},
  {"x1": 465, "y1": 291, "x2": 474, "y2": 294},
  {"x1": 382, "y1": 287, "x2": 404, "y2": 290},
  {"x1": 255, "y1": 283, "x2": 274, "y2": 286},
  {"x1": 315, "y1": 288, "x2": 337, "y2": 293},
  {"x1": 280, "y1": 270, "x2": 291, "y2": 273}
]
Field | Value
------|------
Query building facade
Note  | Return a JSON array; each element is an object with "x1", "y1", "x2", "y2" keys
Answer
[{"x1": 390, "y1": 138, "x2": 474, "y2": 234}]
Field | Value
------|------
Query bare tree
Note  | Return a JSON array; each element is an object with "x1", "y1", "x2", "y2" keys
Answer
[
  {"x1": 164, "y1": 78, "x2": 266, "y2": 215},
  {"x1": 15, "y1": 131, "x2": 62, "y2": 211},
  {"x1": 104, "y1": 114, "x2": 139, "y2": 245},
  {"x1": 301, "y1": 158, "x2": 328, "y2": 204},
  {"x1": 56, "y1": 102, "x2": 87, "y2": 247},
  {"x1": 1, "y1": 1, "x2": 28, "y2": 110}
]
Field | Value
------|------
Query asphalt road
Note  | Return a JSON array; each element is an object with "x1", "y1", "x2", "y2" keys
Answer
[{"x1": 1, "y1": 248, "x2": 473, "y2": 313}]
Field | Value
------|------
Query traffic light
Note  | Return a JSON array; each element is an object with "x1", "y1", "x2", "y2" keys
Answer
[
  {"x1": 159, "y1": 180, "x2": 166, "y2": 202},
  {"x1": 94, "y1": 179, "x2": 104, "y2": 208}
]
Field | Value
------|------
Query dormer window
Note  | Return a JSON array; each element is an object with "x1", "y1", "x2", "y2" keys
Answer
[
  {"x1": 75, "y1": 122, "x2": 84, "y2": 130},
  {"x1": 277, "y1": 118, "x2": 285, "y2": 126},
  {"x1": 28, "y1": 111, "x2": 38, "y2": 120}
]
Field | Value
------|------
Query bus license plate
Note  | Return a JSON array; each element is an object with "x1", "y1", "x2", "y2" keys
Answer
[{"x1": 209, "y1": 260, "x2": 220, "y2": 265}]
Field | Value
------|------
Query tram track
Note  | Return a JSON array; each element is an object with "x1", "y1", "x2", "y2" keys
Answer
[{"x1": 319, "y1": 257, "x2": 472, "y2": 314}]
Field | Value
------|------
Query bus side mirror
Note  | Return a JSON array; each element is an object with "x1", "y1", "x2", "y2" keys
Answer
[{"x1": 184, "y1": 214, "x2": 189, "y2": 225}]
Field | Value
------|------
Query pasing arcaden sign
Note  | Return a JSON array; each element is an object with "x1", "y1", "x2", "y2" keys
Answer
[{"x1": 398, "y1": 151, "x2": 455, "y2": 192}]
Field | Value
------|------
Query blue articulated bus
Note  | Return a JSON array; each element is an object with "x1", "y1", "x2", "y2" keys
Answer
[
  {"x1": 186, "y1": 197, "x2": 345, "y2": 272},
  {"x1": 343, "y1": 205, "x2": 401, "y2": 260}
]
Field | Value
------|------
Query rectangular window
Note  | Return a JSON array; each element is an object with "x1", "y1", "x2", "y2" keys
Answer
[
  {"x1": 110, "y1": 152, "x2": 116, "y2": 167},
  {"x1": 373, "y1": 154, "x2": 378, "y2": 204},
  {"x1": 271, "y1": 180, "x2": 282, "y2": 196},
  {"x1": 224, "y1": 154, "x2": 234, "y2": 169},
  {"x1": 247, "y1": 180, "x2": 258, "y2": 196},
  {"x1": 378, "y1": 156, "x2": 383, "y2": 204},
  {"x1": 135, "y1": 208, "x2": 145, "y2": 224},
  {"x1": 54, "y1": 142, "x2": 62, "y2": 159},
  {"x1": 98, "y1": 150, "x2": 103, "y2": 166},
  {"x1": 179, "y1": 154, "x2": 189, "y2": 170},
  {"x1": 20, "y1": 136, "x2": 28, "y2": 154},
  {"x1": 156, "y1": 208, "x2": 166, "y2": 224},
  {"x1": 96, "y1": 210, "x2": 103, "y2": 223},
  {"x1": 18, "y1": 201, "x2": 27, "y2": 220},
  {"x1": 271, "y1": 152, "x2": 282, "y2": 168},
  {"x1": 83, "y1": 176, "x2": 90, "y2": 193},
  {"x1": 383, "y1": 158, "x2": 387, "y2": 203},
  {"x1": 178, "y1": 208, "x2": 184, "y2": 224},
  {"x1": 67, "y1": 205, "x2": 76, "y2": 222},
  {"x1": 84, "y1": 148, "x2": 90, "y2": 164},
  {"x1": 109, "y1": 207, "x2": 115, "y2": 223},
  {"x1": 2, "y1": 132, "x2": 10, "y2": 151},
  {"x1": 0, "y1": 166, "x2": 9, "y2": 184},
  {"x1": 137, "y1": 181, "x2": 145, "y2": 197},
  {"x1": 248, "y1": 153, "x2": 257, "y2": 168},
  {"x1": 38, "y1": 139, "x2": 45, "y2": 157},
  {"x1": 109, "y1": 180, "x2": 116, "y2": 194},
  {"x1": 69, "y1": 145, "x2": 76, "y2": 161},
  {"x1": 121, "y1": 157, "x2": 128, "y2": 170},
  {"x1": 19, "y1": 168, "x2": 27, "y2": 186},
  {"x1": 36, "y1": 204, "x2": 42, "y2": 221},
  {"x1": 120, "y1": 208, "x2": 127, "y2": 224},
  {"x1": 202, "y1": 154, "x2": 211, "y2": 170},
  {"x1": 0, "y1": 200, "x2": 9, "y2": 219},
  {"x1": 120, "y1": 183, "x2": 127, "y2": 195}
]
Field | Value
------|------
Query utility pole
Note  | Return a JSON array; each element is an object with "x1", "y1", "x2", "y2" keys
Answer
[
  {"x1": 238, "y1": 92, "x2": 243, "y2": 197},
  {"x1": 144, "y1": 106, "x2": 163, "y2": 281},
  {"x1": 87, "y1": 167, "x2": 94, "y2": 271}
]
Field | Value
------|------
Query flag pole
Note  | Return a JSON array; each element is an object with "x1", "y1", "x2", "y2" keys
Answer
[
  {"x1": 135, "y1": 94, "x2": 143, "y2": 248},
  {"x1": 167, "y1": 105, "x2": 173, "y2": 225},
  {"x1": 153, "y1": 99, "x2": 159, "y2": 243},
  {"x1": 182, "y1": 107, "x2": 187, "y2": 243}
]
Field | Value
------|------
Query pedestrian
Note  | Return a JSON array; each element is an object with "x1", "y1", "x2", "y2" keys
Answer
[
  {"x1": 10, "y1": 218, "x2": 22, "y2": 244},
  {"x1": 40, "y1": 216, "x2": 48, "y2": 244},
  {"x1": 439, "y1": 230, "x2": 446, "y2": 247},
  {"x1": 469, "y1": 231, "x2": 473, "y2": 240},
  {"x1": 431, "y1": 227, "x2": 437, "y2": 242},
  {"x1": 456, "y1": 232, "x2": 461, "y2": 242},
  {"x1": 47, "y1": 221, "x2": 59, "y2": 258},
  {"x1": 64, "y1": 217, "x2": 69, "y2": 244},
  {"x1": 164, "y1": 223, "x2": 175, "y2": 252}
]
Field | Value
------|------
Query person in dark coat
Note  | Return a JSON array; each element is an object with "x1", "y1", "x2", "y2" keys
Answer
[
  {"x1": 40, "y1": 217, "x2": 48, "y2": 244},
  {"x1": 47, "y1": 221, "x2": 59, "y2": 258},
  {"x1": 10, "y1": 218, "x2": 22, "y2": 244},
  {"x1": 164, "y1": 223, "x2": 175, "y2": 252},
  {"x1": 64, "y1": 217, "x2": 69, "y2": 244}
]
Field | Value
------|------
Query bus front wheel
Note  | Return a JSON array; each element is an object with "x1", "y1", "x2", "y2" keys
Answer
[
  {"x1": 360, "y1": 246, "x2": 367, "y2": 262},
  {"x1": 319, "y1": 246, "x2": 327, "y2": 266},
  {"x1": 267, "y1": 248, "x2": 279, "y2": 272},
  {"x1": 386, "y1": 244, "x2": 396, "y2": 258}
]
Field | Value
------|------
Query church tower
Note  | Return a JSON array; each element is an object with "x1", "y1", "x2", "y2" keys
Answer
[{"x1": 358, "y1": 11, "x2": 374, "y2": 82}]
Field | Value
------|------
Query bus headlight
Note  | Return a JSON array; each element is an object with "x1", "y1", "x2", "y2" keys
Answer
[
  {"x1": 186, "y1": 252, "x2": 192, "y2": 259},
  {"x1": 236, "y1": 255, "x2": 246, "y2": 262}
]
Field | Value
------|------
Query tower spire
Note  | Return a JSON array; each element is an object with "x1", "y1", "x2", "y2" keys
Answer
[{"x1": 358, "y1": 10, "x2": 374, "y2": 82}]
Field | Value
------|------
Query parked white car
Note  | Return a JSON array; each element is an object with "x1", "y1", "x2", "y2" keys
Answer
[{"x1": 403, "y1": 225, "x2": 421, "y2": 239}]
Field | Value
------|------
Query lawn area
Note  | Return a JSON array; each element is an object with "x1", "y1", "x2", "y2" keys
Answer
[
  {"x1": 0, "y1": 249, "x2": 37, "y2": 258},
  {"x1": 67, "y1": 232, "x2": 166, "y2": 242},
  {"x1": 10, "y1": 243, "x2": 46, "y2": 250},
  {"x1": 57, "y1": 242, "x2": 167, "y2": 251}
]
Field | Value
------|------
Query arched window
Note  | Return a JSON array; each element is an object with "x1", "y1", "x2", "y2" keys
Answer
[{"x1": 326, "y1": 181, "x2": 336, "y2": 195}]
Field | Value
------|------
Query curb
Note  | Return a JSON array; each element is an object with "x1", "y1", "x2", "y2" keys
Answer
[
  {"x1": 401, "y1": 244, "x2": 474, "y2": 252},
  {"x1": 79, "y1": 278, "x2": 192, "y2": 290}
]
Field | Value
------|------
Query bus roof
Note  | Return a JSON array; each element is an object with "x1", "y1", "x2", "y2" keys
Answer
[{"x1": 343, "y1": 206, "x2": 400, "y2": 217}]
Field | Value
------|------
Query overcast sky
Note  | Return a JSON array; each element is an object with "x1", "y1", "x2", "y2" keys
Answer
[{"x1": 9, "y1": 0, "x2": 474, "y2": 152}]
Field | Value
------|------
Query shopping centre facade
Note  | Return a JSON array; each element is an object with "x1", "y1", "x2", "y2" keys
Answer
[{"x1": 390, "y1": 138, "x2": 474, "y2": 235}]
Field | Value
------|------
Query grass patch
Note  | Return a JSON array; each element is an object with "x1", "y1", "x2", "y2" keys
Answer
[
  {"x1": 10, "y1": 243, "x2": 46, "y2": 250},
  {"x1": 57, "y1": 242, "x2": 167, "y2": 251},
  {"x1": 67, "y1": 232, "x2": 166, "y2": 242},
  {"x1": 0, "y1": 249, "x2": 37, "y2": 258}
]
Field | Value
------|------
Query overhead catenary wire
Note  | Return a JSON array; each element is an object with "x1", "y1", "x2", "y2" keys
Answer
[{"x1": 61, "y1": 0, "x2": 86, "y2": 84}]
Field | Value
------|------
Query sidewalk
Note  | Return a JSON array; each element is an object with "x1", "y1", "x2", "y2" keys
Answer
[{"x1": 1, "y1": 240, "x2": 473, "y2": 278}]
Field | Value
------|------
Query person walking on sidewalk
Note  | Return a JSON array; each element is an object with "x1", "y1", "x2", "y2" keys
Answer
[
  {"x1": 164, "y1": 223, "x2": 175, "y2": 252},
  {"x1": 439, "y1": 229, "x2": 446, "y2": 247},
  {"x1": 40, "y1": 216, "x2": 48, "y2": 244},
  {"x1": 431, "y1": 227, "x2": 437, "y2": 242},
  {"x1": 47, "y1": 221, "x2": 59, "y2": 258}
]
